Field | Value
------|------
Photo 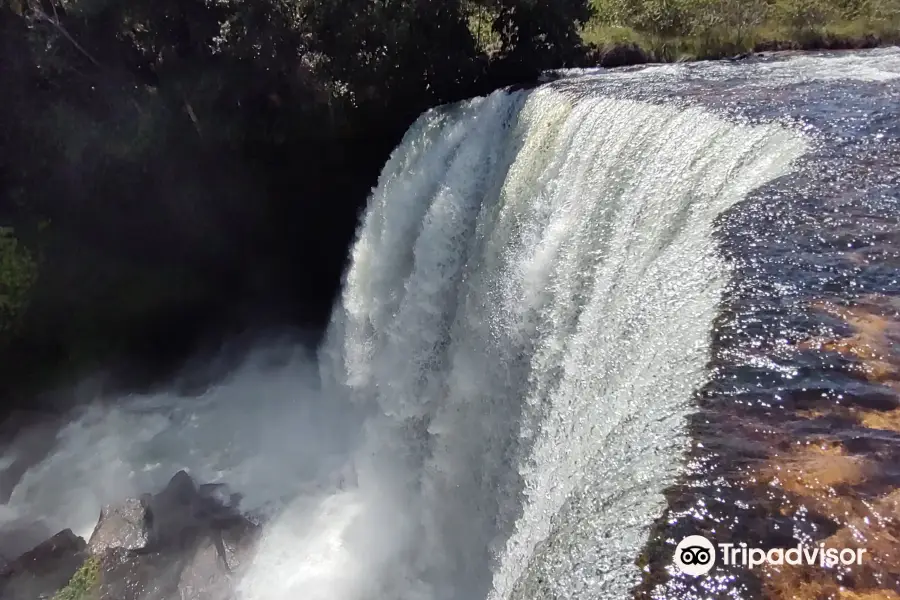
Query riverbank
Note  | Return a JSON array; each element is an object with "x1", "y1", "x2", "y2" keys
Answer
[
  {"x1": 583, "y1": 30, "x2": 898, "y2": 68},
  {"x1": 3, "y1": 0, "x2": 897, "y2": 416},
  {"x1": 580, "y1": 0, "x2": 900, "y2": 65}
]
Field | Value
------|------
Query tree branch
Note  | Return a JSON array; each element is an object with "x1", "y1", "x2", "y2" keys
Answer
[
  {"x1": 28, "y1": 0, "x2": 103, "y2": 68},
  {"x1": 183, "y1": 97, "x2": 203, "y2": 139}
]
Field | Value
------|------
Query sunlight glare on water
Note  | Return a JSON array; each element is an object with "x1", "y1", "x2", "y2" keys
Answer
[{"x1": 8, "y1": 47, "x2": 900, "y2": 600}]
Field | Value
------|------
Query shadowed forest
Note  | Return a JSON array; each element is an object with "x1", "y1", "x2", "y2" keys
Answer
[
  {"x1": 0, "y1": 0, "x2": 897, "y2": 411},
  {"x1": 0, "y1": 0, "x2": 595, "y2": 406}
]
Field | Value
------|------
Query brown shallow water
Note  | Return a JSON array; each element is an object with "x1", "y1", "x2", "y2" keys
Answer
[
  {"x1": 2, "y1": 48, "x2": 900, "y2": 600},
  {"x1": 637, "y1": 295, "x2": 900, "y2": 599},
  {"x1": 570, "y1": 48, "x2": 900, "y2": 600}
]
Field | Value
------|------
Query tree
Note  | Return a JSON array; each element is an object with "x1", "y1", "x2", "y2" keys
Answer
[
  {"x1": 0, "y1": 0, "x2": 598, "y2": 399},
  {"x1": 0, "y1": 227, "x2": 37, "y2": 336},
  {"x1": 489, "y1": 0, "x2": 594, "y2": 74}
]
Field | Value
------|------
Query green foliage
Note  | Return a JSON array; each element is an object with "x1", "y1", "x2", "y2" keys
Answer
[
  {"x1": 0, "y1": 0, "x2": 895, "y2": 401},
  {"x1": 489, "y1": 0, "x2": 595, "y2": 71},
  {"x1": 772, "y1": 0, "x2": 834, "y2": 32},
  {"x1": 464, "y1": 0, "x2": 504, "y2": 55},
  {"x1": 584, "y1": 0, "x2": 900, "y2": 60},
  {"x1": 0, "y1": 227, "x2": 37, "y2": 336},
  {"x1": 582, "y1": 22, "x2": 650, "y2": 47},
  {"x1": 0, "y1": 0, "x2": 596, "y2": 397},
  {"x1": 52, "y1": 556, "x2": 100, "y2": 600}
]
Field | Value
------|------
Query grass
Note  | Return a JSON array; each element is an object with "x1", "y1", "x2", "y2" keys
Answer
[
  {"x1": 580, "y1": 0, "x2": 900, "y2": 64},
  {"x1": 582, "y1": 23, "x2": 652, "y2": 47},
  {"x1": 52, "y1": 556, "x2": 100, "y2": 600}
]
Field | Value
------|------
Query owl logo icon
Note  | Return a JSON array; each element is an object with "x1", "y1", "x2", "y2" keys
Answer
[{"x1": 674, "y1": 535, "x2": 716, "y2": 576}]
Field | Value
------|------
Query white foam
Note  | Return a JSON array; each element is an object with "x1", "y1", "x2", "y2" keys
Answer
[
  {"x1": 323, "y1": 89, "x2": 807, "y2": 599},
  {"x1": 2, "y1": 85, "x2": 810, "y2": 600},
  {"x1": 553, "y1": 47, "x2": 900, "y2": 84}
]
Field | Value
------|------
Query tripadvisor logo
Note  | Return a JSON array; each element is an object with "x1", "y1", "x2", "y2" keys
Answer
[
  {"x1": 674, "y1": 535, "x2": 716, "y2": 576},
  {"x1": 673, "y1": 535, "x2": 868, "y2": 577}
]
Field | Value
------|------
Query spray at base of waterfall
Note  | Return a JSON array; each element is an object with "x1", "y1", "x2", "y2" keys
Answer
[{"x1": 1, "y1": 86, "x2": 808, "y2": 600}]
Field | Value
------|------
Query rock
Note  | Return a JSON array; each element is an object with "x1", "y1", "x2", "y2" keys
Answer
[
  {"x1": 175, "y1": 536, "x2": 239, "y2": 600},
  {"x1": 591, "y1": 42, "x2": 651, "y2": 69},
  {"x1": 175, "y1": 521, "x2": 261, "y2": 600},
  {"x1": 143, "y1": 470, "x2": 246, "y2": 551},
  {"x1": 142, "y1": 470, "x2": 200, "y2": 550},
  {"x1": 90, "y1": 471, "x2": 260, "y2": 600},
  {"x1": 98, "y1": 548, "x2": 185, "y2": 600},
  {"x1": 754, "y1": 40, "x2": 801, "y2": 52},
  {"x1": 0, "y1": 529, "x2": 87, "y2": 600},
  {"x1": 212, "y1": 519, "x2": 260, "y2": 574},
  {"x1": 89, "y1": 498, "x2": 150, "y2": 555},
  {"x1": 197, "y1": 483, "x2": 243, "y2": 515},
  {"x1": 0, "y1": 471, "x2": 260, "y2": 600},
  {"x1": 95, "y1": 525, "x2": 260, "y2": 600},
  {"x1": 88, "y1": 470, "x2": 247, "y2": 558},
  {"x1": 97, "y1": 523, "x2": 261, "y2": 600},
  {"x1": 0, "y1": 516, "x2": 56, "y2": 561}
]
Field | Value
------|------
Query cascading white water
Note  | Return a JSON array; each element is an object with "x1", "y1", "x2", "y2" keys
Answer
[
  {"x1": 0, "y1": 83, "x2": 809, "y2": 600},
  {"x1": 313, "y1": 87, "x2": 808, "y2": 599}
]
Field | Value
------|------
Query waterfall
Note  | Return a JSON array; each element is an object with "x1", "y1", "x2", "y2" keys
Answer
[
  {"x1": 0, "y1": 83, "x2": 810, "y2": 600},
  {"x1": 315, "y1": 86, "x2": 807, "y2": 599}
]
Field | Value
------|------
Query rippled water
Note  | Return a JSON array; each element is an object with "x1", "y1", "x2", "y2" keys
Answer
[
  {"x1": 558, "y1": 48, "x2": 900, "y2": 599},
  {"x1": 1, "y1": 48, "x2": 899, "y2": 600}
]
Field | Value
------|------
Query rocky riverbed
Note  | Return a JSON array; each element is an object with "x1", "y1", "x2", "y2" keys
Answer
[{"x1": 0, "y1": 471, "x2": 260, "y2": 600}]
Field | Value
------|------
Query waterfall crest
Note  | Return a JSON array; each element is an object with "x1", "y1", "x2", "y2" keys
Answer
[{"x1": 320, "y1": 87, "x2": 808, "y2": 599}]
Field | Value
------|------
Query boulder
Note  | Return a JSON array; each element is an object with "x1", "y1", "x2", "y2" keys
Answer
[
  {"x1": 174, "y1": 529, "x2": 253, "y2": 600},
  {"x1": 89, "y1": 498, "x2": 150, "y2": 555},
  {"x1": 88, "y1": 471, "x2": 246, "y2": 557},
  {"x1": 96, "y1": 525, "x2": 261, "y2": 600},
  {"x1": 0, "y1": 529, "x2": 87, "y2": 600},
  {"x1": 142, "y1": 471, "x2": 247, "y2": 551},
  {"x1": 2, "y1": 471, "x2": 259, "y2": 600},
  {"x1": 94, "y1": 471, "x2": 259, "y2": 600},
  {"x1": 0, "y1": 516, "x2": 56, "y2": 561},
  {"x1": 141, "y1": 470, "x2": 203, "y2": 551},
  {"x1": 97, "y1": 548, "x2": 186, "y2": 600},
  {"x1": 586, "y1": 42, "x2": 651, "y2": 69},
  {"x1": 208, "y1": 518, "x2": 260, "y2": 575}
]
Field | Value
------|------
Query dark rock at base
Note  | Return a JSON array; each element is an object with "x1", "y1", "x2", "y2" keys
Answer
[
  {"x1": 88, "y1": 470, "x2": 248, "y2": 558},
  {"x1": 174, "y1": 528, "x2": 256, "y2": 600},
  {"x1": 755, "y1": 39, "x2": 802, "y2": 52},
  {"x1": 95, "y1": 525, "x2": 260, "y2": 600},
  {"x1": 212, "y1": 519, "x2": 260, "y2": 574},
  {"x1": 89, "y1": 498, "x2": 150, "y2": 555},
  {"x1": 142, "y1": 471, "x2": 248, "y2": 551},
  {"x1": 141, "y1": 470, "x2": 202, "y2": 551},
  {"x1": 0, "y1": 517, "x2": 56, "y2": 561},
  {"x1": 586, "y1": 42, "x2": 651, "y2": 69},
  {"x1": 2, "y1": 471, "x2": 260, "y2": 600},
  {"x1": 98, "y1": 548, "x2": 185, "y2": 600},
  {"x1": 176, "y1": 541, "x2": 232, "y2": 600},
  {"x1": 0, "y1": 529, "x2": 87, "y2": 600},
  {"x1": 97, "y1": 523, "x2": 262, "y2": 600},
  {"x1": 94, "y1": 471, "x2": 260, "y2": 600}
]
